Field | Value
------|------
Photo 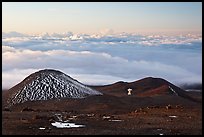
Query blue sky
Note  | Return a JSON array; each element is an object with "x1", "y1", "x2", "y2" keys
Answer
[{"x1": 3, "y1": 2, "x2": 202, "y2": 34}]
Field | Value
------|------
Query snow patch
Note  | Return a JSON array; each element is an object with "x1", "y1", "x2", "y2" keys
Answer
[
  {"x1": 169, "y1": 86, "x2": 178, "y2": 96},
  {"x1": 102, "y1": 116, "x2": 111, "y2": 119},
  {"x1": 169, "y1": 115, "x2": 178, "y2": 118},
  {"x1": 51, "y1": 121, "x2": 85, "y2": 128},
  {"x1": 39, "y1": 127, "x2": 46, "y2": 130}
]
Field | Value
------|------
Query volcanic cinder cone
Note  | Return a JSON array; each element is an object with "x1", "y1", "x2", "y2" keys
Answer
[
  {"x1": 92, "y1": 77, "x2": 197, "y2": 102},
  {"x1": 4, "y1": 69, "x2": 102, "y2": 107}
]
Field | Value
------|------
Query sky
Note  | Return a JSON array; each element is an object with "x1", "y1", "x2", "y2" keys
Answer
[
  {"x1": 2, "y1": 2, "x2": 202, "y2": 34},
  {"x1": 2, "y1": 2, "x2": 202, "y2": 89}
]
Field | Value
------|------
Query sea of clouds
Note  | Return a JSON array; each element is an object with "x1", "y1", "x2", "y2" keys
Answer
[{"x1": 2, "y1": 31, "x2": 202, "y2": 89}]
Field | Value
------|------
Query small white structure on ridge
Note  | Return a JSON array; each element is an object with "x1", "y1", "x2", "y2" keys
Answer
[{"x1": 127, "y1": 88, "x2": 132, "y2": 95}]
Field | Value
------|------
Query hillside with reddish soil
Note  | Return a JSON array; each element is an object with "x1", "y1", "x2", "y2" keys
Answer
[
  {"x1": 91, "y1": 77, "x2": 201, "y2": 102},
  {"x1": 2, "y1": 75, "x2": 202, "y2": 135}
]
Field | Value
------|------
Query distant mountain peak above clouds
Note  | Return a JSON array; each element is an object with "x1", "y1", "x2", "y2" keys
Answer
[
  {"x1": 5, "y1": 69, "x2": 102, "y2": 107},
  {"x1": 2, "y1": 31, "x2": 28, "y2": 37}
]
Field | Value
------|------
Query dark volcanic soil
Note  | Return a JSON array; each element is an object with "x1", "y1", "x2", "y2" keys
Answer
[
  {"x1": 2, "y1": 105, "x2": 202, "y2": 135},
  {"x1": 2, "y1": 79, "x2": 202, "y2": 135}
]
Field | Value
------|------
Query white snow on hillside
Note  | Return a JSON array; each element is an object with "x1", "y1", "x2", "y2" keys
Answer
[{"x1": 8, "y1": 69, "x2": 102, "y2": 106}]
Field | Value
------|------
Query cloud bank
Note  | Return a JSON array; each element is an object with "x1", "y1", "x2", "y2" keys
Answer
[{"x1": 2, "y1": 32, "x2": 202, "y2": 89}]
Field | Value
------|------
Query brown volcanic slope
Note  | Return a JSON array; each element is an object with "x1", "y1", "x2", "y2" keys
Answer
[
  {"x1": 3, "y1": 76, "x2": 200, "y2": 113},
  {"x1": 91, "y1": 77, "x2": 200, "y2": 102}
]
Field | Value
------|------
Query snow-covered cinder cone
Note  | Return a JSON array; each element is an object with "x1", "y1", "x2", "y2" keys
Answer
[{"x1": 6, "y1": 69, "x2": 102, "y2": 106}]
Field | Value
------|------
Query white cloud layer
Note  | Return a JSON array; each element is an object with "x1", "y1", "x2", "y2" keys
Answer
[{"x1": 2, "y1": 32, "x2": 202, "y2": 89}]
